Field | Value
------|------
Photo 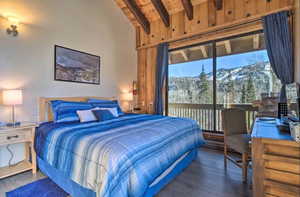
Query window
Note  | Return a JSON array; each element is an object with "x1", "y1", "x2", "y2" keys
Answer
[{"x1": 168, "y1": 31, "x2": 282, "y2": 133}]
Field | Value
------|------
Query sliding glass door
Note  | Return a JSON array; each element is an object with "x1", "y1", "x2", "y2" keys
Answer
[
  {"x1": 168, "y1": 43, "x2": 215, "y2": 132},
  {"x1": 167, "y1": 31, "x2": 281, "y2": 134}
]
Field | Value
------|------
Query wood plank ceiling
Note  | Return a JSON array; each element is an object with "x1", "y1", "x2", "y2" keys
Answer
[{"x1": 115, "y1": 0, "x2": 212, "y2": 34}]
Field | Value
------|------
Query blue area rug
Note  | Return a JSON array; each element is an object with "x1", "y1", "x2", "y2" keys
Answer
[{"x1": 6, "y1": 178, "x2": 69, "y2": 197}]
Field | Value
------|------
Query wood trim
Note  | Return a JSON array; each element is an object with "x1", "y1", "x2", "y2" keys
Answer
[
  {"x1": 151, "y1": 0, "x2": 170, "y2": 27},
  {"x1": 39, "y1": 96, "x2": 115, "y2": 122},
  {"x1": 214, "y1": 0, "x2": 223, "y2": 10},
  {"x1": 123, "y1": 0, "x2": 151, "y2": 34},
  {"x1": 252, "y1": 138, "x2": 265, "y2": 197},
  {"x1": 181, "y1": 0, "x2": 193, "y2": 20},
  {"x1": 136, "y1": 6, "x2": 293, "y2": 50}
]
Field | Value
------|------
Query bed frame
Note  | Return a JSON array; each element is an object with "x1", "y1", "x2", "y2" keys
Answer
[{"x1": 39, "y1": 96, "x2": 115, "y2": 122}]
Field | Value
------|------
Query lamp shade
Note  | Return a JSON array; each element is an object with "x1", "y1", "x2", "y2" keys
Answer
[
  {"x1": 2, "y1": 90, "x2": 23, "y2": 105},
  {"x1": 121, "y1": 92, "x2": 133, "y2": 102}
]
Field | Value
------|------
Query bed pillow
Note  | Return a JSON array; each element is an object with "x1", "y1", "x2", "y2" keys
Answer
[
  {"x1": 98, "y1": 107, "x2": 119, "y2": 117},
  {"x1": 87, "y1": 99, "x2": 116, "y2": 104},
  {"x1": 88, "y1": 99, "x2": 124, "y2": 115},
  {"x1": 50, "y1": 100, "x2": 93, "y2": 123},
  {"x1": 92, "y1": 109, "x2": 116, "y2": 121},
  {"x1": 76, "y1": 108, "x2": 99, "y2": 123}
]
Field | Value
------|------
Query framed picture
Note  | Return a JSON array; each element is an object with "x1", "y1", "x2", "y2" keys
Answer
[{"x1": 54, "y1": 45, "x2": 100, "y2": 84}]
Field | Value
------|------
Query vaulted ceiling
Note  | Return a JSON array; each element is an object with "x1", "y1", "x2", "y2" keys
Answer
[{"x1": 114, "y1": 0, "x2": 221, "y2": 34}]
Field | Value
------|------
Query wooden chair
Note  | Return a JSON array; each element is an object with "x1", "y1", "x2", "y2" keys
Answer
[{"x1": 222, "y1": 108, "x2": 251, "y2": 183}]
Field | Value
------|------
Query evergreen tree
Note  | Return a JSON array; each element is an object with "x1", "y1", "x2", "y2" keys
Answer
[
  {"x1": 246, "y1": 75, "x2": 256, "y2": 103},
  {"x1": 197, "y1": 65, "x2": 210, "y2": 103},
  {"x1": 225, "y1": 70, "x2": 235, "y2": 103},
  {"x1": 241, "y1": 84, "x2": 247, "y2": 103}
]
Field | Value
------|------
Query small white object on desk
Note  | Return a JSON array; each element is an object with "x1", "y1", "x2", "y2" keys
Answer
[
  {"x1": 290, "y1": 122, "x2": 300, "y2": 142},
  {"x1": 0, "y1": 123, "x2": 37, "y2": 179}
]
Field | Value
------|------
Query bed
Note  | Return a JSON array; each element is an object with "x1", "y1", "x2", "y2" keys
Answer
[{"x1": 35, "y1": 97, "x2": 205, "y2": 197}]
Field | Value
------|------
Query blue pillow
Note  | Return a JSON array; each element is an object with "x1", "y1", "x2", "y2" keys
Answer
[
  {"x1": 87, "y1": 99, "x2": 117, "y2": 104},
  {"x1": 88, "y1": 99, "x2": 124, "y2": 115},
  {"x1": 50, "y1": 100, "x2": 93, "y2": 123},
  {"x1": 93, "y1": 109, "x2": 115, "y2": 121}
]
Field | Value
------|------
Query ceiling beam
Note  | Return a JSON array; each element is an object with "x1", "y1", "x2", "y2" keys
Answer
[
  {"x1": 214, "y1": 0, "x2": 223, "y2": 10},
  {"x1": 150, "y1": 0, "x2": 170, "y2": 27},
  {"x1": 123, "y1": 0, "x2": 150, "y2": 34},
  {"x1": 224, "y1": 40, "x2": 232, "y2": 54},
  {"x1": 181, "y1": 0, "x2": 194, "y2": 20},
  {"x1": 200, "y1": 46, "x2": 208, "y2": 58},
  {"x1": 253, "y1": 34, "x2": 260, "y2": 49},
  {"x1": 180, "y1": 50, "x2": 189, "y2": 61}
]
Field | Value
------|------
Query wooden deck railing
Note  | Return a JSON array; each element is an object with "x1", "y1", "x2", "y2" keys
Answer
[{"x1": 168, "y1": 103, "x2": 259, "y2": 134}]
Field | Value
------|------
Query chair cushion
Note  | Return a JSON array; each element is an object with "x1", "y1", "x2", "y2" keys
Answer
[{"x1": 226, "y1": 134, "x2": 251, "y2": 154}]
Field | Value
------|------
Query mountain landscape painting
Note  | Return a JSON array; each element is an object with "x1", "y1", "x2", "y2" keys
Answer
[{"x1": 55, "y1": 45, "x2": 100, "y2": 84}]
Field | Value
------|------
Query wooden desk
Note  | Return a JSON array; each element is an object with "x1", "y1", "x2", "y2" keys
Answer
[{"x1": 252, "y1": 119, "x2": 300, "y2": 197}]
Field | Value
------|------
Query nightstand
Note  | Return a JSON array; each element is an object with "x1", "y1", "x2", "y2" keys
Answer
[{"x1": 0, "y1": 124, "x2": 37, "y2": 179}]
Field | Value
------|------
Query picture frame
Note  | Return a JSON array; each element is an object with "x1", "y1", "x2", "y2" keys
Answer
[{"x1": 54, "y1": 45, "x2": 100, "y2": 85}]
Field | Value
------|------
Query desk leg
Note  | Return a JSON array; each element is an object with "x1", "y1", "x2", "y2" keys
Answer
[{"x1": 252, "y1": 138, "x2": 264, "y2": 197}]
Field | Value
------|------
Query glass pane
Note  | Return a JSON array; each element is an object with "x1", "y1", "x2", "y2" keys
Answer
[
  {"x1": 216, "y1": 33, "x2": 281, "y2": 131},
  {"x1": 168, "y1": 43, "x2": 215, "y2": 131}
]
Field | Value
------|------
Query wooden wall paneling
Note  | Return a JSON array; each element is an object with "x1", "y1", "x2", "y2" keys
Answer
[
  {"x1": 171, "y1": 11, "x2": 186, "y2": 38},
  {"x1": 224, "y1": 0, "x2": 235, "y2": 23},
  {"x1": 208, "y1": 0, "x2": 217, "y2": 27},
  {"x1": 159, "y1": 19, "x2": 171, "y2": 41},
  {"x1": 256, "y1": 0, "x2": 267, "y2": 15},
  {"x1": 140, "y1": 27, "x2": 150, "y2": 47},
  {"x1": 279, "y1": 0, "x2": 292, "y2": 8},
  {"x1": 145, "y1": 47, "x2": 157, "y2": 114},
  {"x1": 234, "y1": 0, "x2": 245, "y2": 20},
  {"x1": 150, "y1": 20, "x2": 160, "y2": 43},
  {"x1": 199, "y1": 2, "x2": 209, "y2": 29},
  {"x1": 244, "y1": 0, "x2": 257, "y2": 18},
  {"x1": 185, "y1": 3, "x2": 209, "y2": 34},
  {"x1": 136, "y1": 27, "x2": 141, "y2": 48},
  {"x1": 267, "y1": 0, "x2": 280, "y2": 12},
  {"x1": 216, "y1": 0, "x2": 225, "y2": 25},
  {"x1": 137, "y1": 48, "x2": 147, "y2": 111}
]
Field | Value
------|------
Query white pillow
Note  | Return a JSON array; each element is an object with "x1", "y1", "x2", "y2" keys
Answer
[
  {"x1": 99, "y1": 107, "x2": 119, "y2": 117},
  {"x1": 77, "y1": 108, "x2": 98, "y2": 122}
]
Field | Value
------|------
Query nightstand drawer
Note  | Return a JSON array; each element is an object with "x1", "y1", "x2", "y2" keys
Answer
[{"x1": 0, "y1": 130, "x2": 32, "y2": 145}]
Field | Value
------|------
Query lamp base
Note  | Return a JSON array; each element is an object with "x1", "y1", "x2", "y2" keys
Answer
[{"x1": 6, "y1": 122, "x2": 21, "y2": 127}]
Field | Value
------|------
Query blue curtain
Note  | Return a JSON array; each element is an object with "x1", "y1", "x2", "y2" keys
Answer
[
  {"x1": 263, "y1": 11, "x2": 294, "y2": 102},
  {"x1": 154, "y1": 43, "x2": 169, "y2": 115}
]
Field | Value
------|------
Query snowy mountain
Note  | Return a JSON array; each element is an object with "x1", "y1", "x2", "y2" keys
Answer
[{"x1": 169, "y1": 62, "x2": 281, "y2": 104}]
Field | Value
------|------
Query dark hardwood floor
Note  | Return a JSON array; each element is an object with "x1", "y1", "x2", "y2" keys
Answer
[{"x1": 0, "y1": 148, "x2": 252, "y2": 197}]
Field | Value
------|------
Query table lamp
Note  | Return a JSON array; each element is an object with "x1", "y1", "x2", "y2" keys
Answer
[
  {"x1": 121, "y1": 92, "x2": 133, "y2": 112},
  {"x1": 2, "y1": 89, "x2": 23, "y2": 127}
]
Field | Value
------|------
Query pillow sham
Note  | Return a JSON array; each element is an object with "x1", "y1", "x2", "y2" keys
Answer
[
  {"x1": 93, "y1": 109, "x2": 116, "y2": 121},
  {"x1": 88, "y1": 99, "x2": 124, "y2": 115},
  {"x1": 98, "y1": 107, "x2": 119, "y2": 117},
  {"x1": 76, "y1": 108, "x2": 99, "y2": 122},
  {"x1": 50, "y1": 100, "x2": 93, "y2": 123}
]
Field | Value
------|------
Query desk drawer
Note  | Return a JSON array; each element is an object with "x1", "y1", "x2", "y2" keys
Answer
[
  {"x1": 265, "y1": 168, "x2": 300, "y2": 186},
  {"x1": 264, "y1": 180, "x2": 300, "y2": 197},
  {"x1": 0, "y1": 130, "x2": 32, "y2": 145},
  {"x1": 264, "y1": 144, "x2": 300, "y2": 158}
]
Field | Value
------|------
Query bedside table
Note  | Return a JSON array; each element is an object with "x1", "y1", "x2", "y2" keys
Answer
[{"x1": 0, "y1": 124, "x2": 37, "y2": 179}]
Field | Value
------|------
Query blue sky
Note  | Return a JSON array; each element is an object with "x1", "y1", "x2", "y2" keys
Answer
[{"x1": 169, "y1": 50, "x2": 269, "y2": 77}]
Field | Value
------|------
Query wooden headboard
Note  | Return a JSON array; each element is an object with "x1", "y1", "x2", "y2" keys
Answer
[{"x1": 39, "y1": 96, "x2": 116, "y2": 122}]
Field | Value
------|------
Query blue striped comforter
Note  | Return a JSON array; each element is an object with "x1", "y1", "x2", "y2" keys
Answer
[{"x1": 35, "y1": 114, "x2": 204, "y2": 197}]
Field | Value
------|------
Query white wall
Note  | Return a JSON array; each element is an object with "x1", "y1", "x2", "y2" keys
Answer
[
  {"x1": 295, "y1": 0, "x2": 300, "y2": 83},
  {"x1": 0, "y1": 0, "x2": 137, "y2": 167}
]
